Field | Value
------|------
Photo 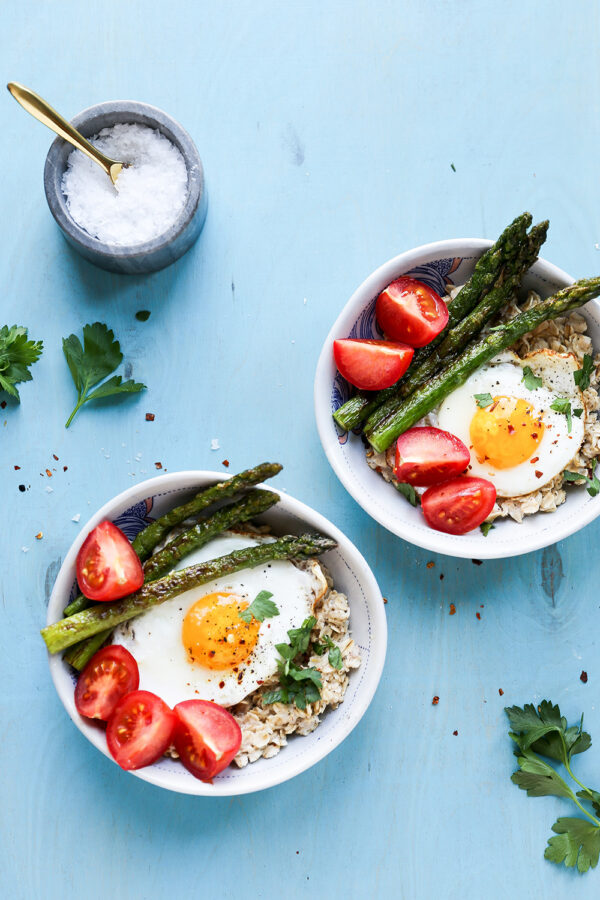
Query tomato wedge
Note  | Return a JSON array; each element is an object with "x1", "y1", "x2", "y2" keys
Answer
[
  {"x1": 106, "y1": 691, "x2": 176, "y2": 771},
  {"x1": 421, "y1": 477, "x2": 496, "y2": 535},
  {"x1": 74, "y1": 645, "x2": 139, "y2": 721},
  {"x1": 394, "y1": 426, "x2": 470, "y2": 486},
  {"x1": 77, "y1": 520, "x2": 144, "y2": 602},
  {"x1": 376, "y1": 276, "x2": 449, "y2": 347},
  {"x1": 173, "y1": 700, "x2": 242, "y2": 782},
  {"x1": 333, "y1": 339, "x2": 414, "y2": 391}
]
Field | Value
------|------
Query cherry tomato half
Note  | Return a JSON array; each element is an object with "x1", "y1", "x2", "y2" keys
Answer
[
  {"x1": 376, "y1": 276, "x2": 449, "y2": 347},
  {"x1": 74, "y1": 645, "x2": 139, "y2": 721},
  {"x1": 76, "y1": 520, "x2": 144, "y2": 602},
  {"x1": 173, "y1": 700, "x2": 242, "y2": 782},
  {"x1": 421, "y1": 476, "x2": 496, "y2": 535},
  {"x1": 106, "y1": 691, "x2": 177, "y2": 771},
  {"x1": 333, "y1": 339, "x2": 414, "y2": 391},
  {"x1": 394, "y1": 426, "x2": 470, "y2": 486}
]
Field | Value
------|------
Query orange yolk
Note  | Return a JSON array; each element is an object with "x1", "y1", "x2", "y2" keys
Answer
[
  {"x1": 470, "y1": 395, "x2": 545, "y2": 469},
  {"x1": 181, "y1": 592, "x2": 260, "y2": 670}
]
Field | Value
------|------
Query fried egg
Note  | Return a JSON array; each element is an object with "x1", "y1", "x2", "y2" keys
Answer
[
  {"x1": 436, "y1": 350, "x2": 586, "y2": 497},
  {"x1": 111, "y1": 531, "x2": 328, "y2": 707}
]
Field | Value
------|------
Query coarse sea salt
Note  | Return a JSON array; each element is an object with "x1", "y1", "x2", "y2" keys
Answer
[{"x1": 61, "y1": 123, "x2": 188, "y2": 246}]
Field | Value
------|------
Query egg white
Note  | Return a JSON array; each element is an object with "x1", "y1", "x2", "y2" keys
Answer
[
  {"x1": 111, "y1": 531, "x2": 328, "y2": 707},
  {"x1": 437, "y1": 350, "x2": 586, "y2": 497}
]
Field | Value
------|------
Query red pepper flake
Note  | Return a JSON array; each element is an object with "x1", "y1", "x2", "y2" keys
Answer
[
  {"x1": 63, "y1": 465, "x2": 68, "y2": 472},
  {"x1": 222, "y1": 459, "x2": 230, "y2": 468},
  {"x1": 530, "y1": 456, "x2": 539, "y2": 464},
  {"x1": 53, "y1": 454, "x2": 59, "y2": 461},
  {"x1": 145, "y1": 413, "x2": 155, "y2": 421},
  {"x1": 498, "y1": 688, "x2": 504, "y2": 696},
  {"x1": 531, "y1": 433, "x2": 538, "y2": 440},
  {"x1": 449, "y1": 603, "x2": 456, "y2": 615},
  {"x1": 453, "y1": 730, "x2": 458, "y2": 736},
  {"x1": 45, "y1": 469, "x2": 52, "y2": 477},
  {"x1": 472, "y1": 559, "x2": 483, "y2": 566},
  {"x1": 219, "y1": 681, "x2": 225, "y2": 689},
  {"x1": 581, "y1": 671, "x2": 588, "y2": 684},
  {"x1": 426, "y1": 561, "x2": 435, "y2": 569},
  {"x1": 0, "y1": 400, "x2": 6, "y2": 409},
  {"x1": 535, "y1": 470, "x2": 543, "y2": 479},
  {"x1": 432, "y1": 696, "x2": 439, "y2": 706},
  {"x1": 507, "y1": 424, "x2": 515, "y2": 434},
  {"x1": 35, "y1": 531, "x2": 43, "y2": 540},
  {"x1": 155, "y1": 462, "x2": 163, "y2": 469},
  {"x1": 476, "y1": 612, "x2": 481, "y2": 620},
  {"x1": 439, "y1": 573, "x2": 444, "y2": 581},
  {"x1": 14, "y1": 465, "x2": 20, "y2": 470},
  {"x1": 480, "y1": 604, "x2": 484, "y2": 608},
  {"x1": 382, "y1": 597, "x2": 388, "y2": 604}
]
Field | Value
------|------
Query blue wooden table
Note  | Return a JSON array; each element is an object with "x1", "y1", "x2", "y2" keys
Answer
[{"x1": 2, "y1": 2, "x2": 600, "y2": 897}]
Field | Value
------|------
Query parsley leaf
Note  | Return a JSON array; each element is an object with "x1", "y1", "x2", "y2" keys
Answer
[
  {"x1": 312, "y1": 634, "x2": 343, "y2": 669},
  {"x1": 238, "y1": 590, "x2": 279, "y2": 623},
  {"x1": 474, "y1": 392, "x2": 493, "y2": 408},
  {"x1": 263, "y1": 616, "x2": 322, "y2": 709},
  {"x1": 563, "y1": 459, "x2": 600, "y2": 497},
  {"x1": 573, "y1": 408, "x2": 583, "y2": 418},
  {"x1": 574, "y1": 354, "x2": 594, "y2": 391},
  {"x1": 550, "y1": 397, "x2": 572, "y2": 433},
  {"x1": 0, "y1": 325, "x2": 43, "y2": 401},
  {"x1": 394, "y1": 482, "x2": 419, "y2": 507},
  {"x1": 522, "y1": 366, "x2": 543, "y2": 391},
  {"x1": 545, "y1": 818, "x2": 600, "y2": 873},
  {"x1": 480, "y1": 521, "x2": 495, "y2": 537},
  {"x1": 62, "y1": 323, "x2": 146, "y2": 427}
]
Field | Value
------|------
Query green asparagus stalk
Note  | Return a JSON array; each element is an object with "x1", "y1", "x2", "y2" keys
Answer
[
  {"x1": 332, "y1": 212, "x2": 533, "y2": 431},
  {"x1": 363, "y1": 220, "x2": 548, "y2": 435},
  {"x1": 62, "y1": 462, "x2": 283, "y2": 617},
  {"x1": 63, "y1": 488, "x2": 280, "y2": 670},
  {"x1": 42, "y1": 533, "x2": 337, "y2": 655},
  {"x1": 366, "y1": 276, "x2": 600, "y2": 453}
]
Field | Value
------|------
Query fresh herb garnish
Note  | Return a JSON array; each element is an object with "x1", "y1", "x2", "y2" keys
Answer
[
  {"x1": 563, "y1": 459, "x2": 600, "y2": 497},
  {"x1": 480, "y1": 521, "x2": 495, "y2": 537},
  {"x1": 522, "y1": 366, "x2": 543, "y2": 391},
  {"x1": 62, "y1": 323, "x2": 146, "y2": 427},
  {"x1": 574, "y1": 354, "x2": 594, "y2": 391},
  {"x1": 312, "y1": 634, "x2": 343, "y2": 670},
  {"x1": 474, "y1": 392, "x2": 494, "y2": 408},
  {"x1": 135, "y1": 310, "x2": 151, "y2": 322},
  {"x1": 0, "y1": 325, "x2": 43, "y2": 401},
  {"x1": 262, "y1": 616, "x2": 323, "y2": 709},
  {"x1": 394, "y1": 481, "x2": 419, "y2": 506},
  {"x1": 238, "y1": 590, "x2": 279, "y2": 623},
  {"x1": 550, "y1": 397, "x2": 573, "y2": 433},
  {"x1": 506, "y1": 701, "x2": 600, "y2": 873},
  {"x1": 573, "y1": 408, "x2": 583, "y2": 418}
]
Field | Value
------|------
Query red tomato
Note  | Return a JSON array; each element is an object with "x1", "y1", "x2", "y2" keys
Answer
[
  {"x1": 394, "y1": 426, "x2": 470, "y2": 486},
  {"x1": 173, "y1": 700, "x2": 242, "y2": 782},
  {"x1": 74, "y1": 645, "x2": 139, "y2": 721},
  {"x1": 106, "y1": 691, "x2": 176, "y2": 771},
  {"x1": 421, "y1": 477, "x2": 496, "y2": 535},
  {"x1": 76, "y1": 520, "x2": 144, "y2": 602},
  {"x1": 333, "y1": 339, "x2": 414, "y2": 391},
  {"x1": 376, "y1": 276, "x2": 449, "y2": 347}
]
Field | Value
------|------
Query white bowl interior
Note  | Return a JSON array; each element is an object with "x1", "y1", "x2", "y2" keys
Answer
[
  {"x1": 315, "y1": 239, "x2": 600, "y2": 559},
  {"x1": 47, "y1": 471, "x2": 387, "y2": 796}
]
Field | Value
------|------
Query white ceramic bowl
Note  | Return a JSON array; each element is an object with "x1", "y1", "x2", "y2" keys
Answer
[
  {"x1": 314, "y1": 239, "x2": 600, "y2": 559},
  {"x1": 46, "y1": 471, "x2": 386, "y2": 796}
]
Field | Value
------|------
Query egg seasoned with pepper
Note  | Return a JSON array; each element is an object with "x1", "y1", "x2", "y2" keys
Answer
[
  {"x1": 111, "y1": 532, "x2": 328, "y2": 707},
  {"x1": 436, "y1": 350, "x2": 586, "y2": 497}
]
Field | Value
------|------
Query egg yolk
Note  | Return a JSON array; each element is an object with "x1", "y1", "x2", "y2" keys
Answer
[
  {"x1": 182, "y1": 592, "x2": 260, "y2": 670},
  {"x1": 470, "y1": 395, "x2": 545, "y2": 469}
]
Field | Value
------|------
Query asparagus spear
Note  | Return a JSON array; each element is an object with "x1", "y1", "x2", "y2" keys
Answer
[
  {"x1": 42, "y1": 533, "x2": 337, "y2": 655},
  {"x1": 366, "y1": 276, "x2": 600, "y2": 452},
  {"x1": 63, "y1": 488, "x2": 280, "y2": 670},
  {"x1": 332, "y1": 212, "x2": 533, "y2": 431},
  {"x1": 63, "y1": 462, "x2": 282, "y2": 616},
  {"x1": 363, "y1": 220, "x2": 548, "y2": 434}
]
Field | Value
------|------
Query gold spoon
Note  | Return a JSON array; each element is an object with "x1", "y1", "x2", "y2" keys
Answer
[{"x1": 7, "y1": 82, "x2": 126, "y2": 186}]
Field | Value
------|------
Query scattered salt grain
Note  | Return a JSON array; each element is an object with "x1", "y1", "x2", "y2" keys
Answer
[
  {"x1": 211, "y1": 438, "x2": 220, "y2": 450},
  {"x1": 45, "y1": 486, "x2": 54, "y2": 493},
  {"x1": 21, "y1": 546, "x2": 29, "y2": 553},
  {"x1": 72, "y1": 513, "x2": 81, "y2": 523},
  {"x1": 61, "y1": 123, "x2": 188, "y2": 246}
]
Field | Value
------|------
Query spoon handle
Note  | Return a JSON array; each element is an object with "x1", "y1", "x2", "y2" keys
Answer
[{"x1": 7, "y1": 82, "x2": 120, "y2": 182}]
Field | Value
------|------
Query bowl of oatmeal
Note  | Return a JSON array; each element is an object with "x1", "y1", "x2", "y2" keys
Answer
[
  {"x1": 47, "y1": 471, "x2": 387, "y2": 795},
  {"x1": 314, "y1": 238, "x2": 600, "y2": 559}
]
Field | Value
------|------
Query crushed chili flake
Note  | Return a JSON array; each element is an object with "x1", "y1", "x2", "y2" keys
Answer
[
  {"x1": 453, "y1": 730, "x2": 458, "y2": 736},
  {"x1": 498, "y1": 688, "x2": 504, "y2": 696},
  {"x1": 531, "y1": 433, "x2": 538, "y2": 439},
  {"x1": 472, "y1": 559, "x2": 483, "y2": 566},
  {"x1": 14, "y1": 464, "x2": 20, "y2": 470},
  {"x1": 53, "y1": 454, "x2": 59, "y2": 461},
  {"x1": 0, "y1": 400, "x2": 6, "y2": 409},
  {"x1": 439, "y1": 573, "x2": 444, "y2": 581},
  {"x1": 35, "y1": 531, "x2": 43, "y2": 540},
  {"x1": 530, "y1": 456, "x2": 539, "y2": 464},
  {"x1": 383, "y1": 597, "x2": 388, "y2": 604},
  {"x1": 581, "y1": 671, "x2": 588, "y2": 684},
  {"x1": 432, "y1": 696, "x2": 440, "y2": 706},
  {"x1": 222, "y1": 459, "x2": 230, "y2": 467},
  {"x1": 476, "y1": 612, "x2": 481, "y2": 620},
  {"x1": 45, "y1": 469, "x2": 52, "y2": 477},
  {"x1": 219, "y1": 681, "x2": 225, "y2": 689},
  {"x1": 426, "y1": 561, "x2": 435, "y2": 569},
  {"x1": 535, "y1": 470, "x2": 543, "y2": 479},
  {"x1": 507, "y1": 424, "x2": 515, "y2": 434},
  {"x1": 449, "y1": 603, "x2": 456, "y2": 615},
  {"x1": 145, "y1": 413, "x2": 155, "y2": 421},
  {"x1": 155, "y1": 462, "x2": 163, "y2": 469},
  {"x1": 63, "y1": 466, "x2": 68, "y2": 472}
]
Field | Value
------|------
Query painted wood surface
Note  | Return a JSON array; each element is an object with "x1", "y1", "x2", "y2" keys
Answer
[{"x1": 2, "y1": 1, "x2": 600, "y2": 897}]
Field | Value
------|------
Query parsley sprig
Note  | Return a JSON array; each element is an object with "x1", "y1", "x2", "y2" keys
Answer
[
  {"x1": 262, "y1": 616, "x2": 323, "y2": 710},
  {"x1": 522, "y1": 366, "x2": 543, "y2": 391},
  {"x1": 563, "y1": 459, "x2": 600, "y2": 497},
  {"x1": 238, "y1": 590, "x2": 279, "y2": 623},
  {"x1": 506, "y1": 700, "x2": 600, "y2": 873},
  {"x1": 574, "y1": 354, "x2": 594, "y2": 391},
  {"x1": 63, "y1": 322, "x2": 145, "y2": 427},
  {"x1": 474, "y1": 392, "x2": 493, "y2": 408},
  {"x1": 0, "y1": 325, "x2": 43, "y2": 401},
  {"x1": 313, "y1": 634, "x2": 343, "y2": 670}
]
